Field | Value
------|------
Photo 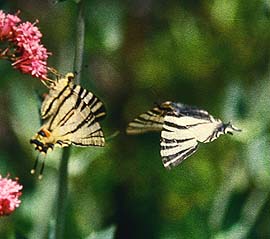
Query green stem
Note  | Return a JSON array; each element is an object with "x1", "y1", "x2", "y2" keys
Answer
[
  {"x1": 73, "y1": 0, "x2": 85, "y2": 84},
  {"x1": 55, "y1": 147, "x2": 70, "y2": 239},
  {"x1": 54, "y1": 1, "x2": 85, "y2": 238}
]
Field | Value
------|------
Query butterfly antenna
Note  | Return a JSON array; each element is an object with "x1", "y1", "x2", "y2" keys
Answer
[
  {"x1": 47, "y1": 67, "x2": 57, "y2": 74},
  {"x1": 228, "y1": 121, "x2": 242, "y2": 132},
  {"x1": 31, "y1": 154, "x2": 40, "y2": 175}
]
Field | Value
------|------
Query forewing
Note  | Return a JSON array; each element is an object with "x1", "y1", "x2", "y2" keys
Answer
[
  {"x1": 188, "y1": 119, "x2": 222, "y2": 143},
  {"x1": 41, "y1": 77, "x2": 106, "y2": 121},
  {"x1": 72, "y1": 85, "x2": 106, "y2": 121},
  {"x1": 171, "y1": 102, "x2": 213, "y2": 120},
  {"x1": 41, "y1": 78, "x2": 71, "y2": 120},
  {"x1": 126, "y1": 102, "x2": 173, "y2": 134},
  {"x1": 160, "y1": 115, "x2": 199, "y2": 169},
  {"x1": 169, "y1": 113, "x2": 221, "y2": 143}
]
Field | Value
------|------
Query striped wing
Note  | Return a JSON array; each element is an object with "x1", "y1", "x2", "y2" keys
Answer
[
  {"x1": 126, "y1": 101, "x2": 173, "y2": 134},
  {"x1": 161, "y1": 115, "x2": 199, "y2": 169},
  {"x1": 161, "y1": 111, "x2": 231, "y2": 168},
  {"x1": 170, "y1": 102, "x2": 213, "y2": 120},
  {"x1": 41, "y1": 75, "x2": 106, "y2": 122},
  {"x1": 41, "y1": 76, "x2": 105, "y2": 147}
]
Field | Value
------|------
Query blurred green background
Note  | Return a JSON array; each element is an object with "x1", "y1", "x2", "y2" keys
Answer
[{"x1": 1, "y1": 0, "x2": 270, "y2": 238}]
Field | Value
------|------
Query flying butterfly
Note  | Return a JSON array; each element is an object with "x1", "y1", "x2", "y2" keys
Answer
[
  {"x1": 126, "y1": 101, "x2": 241, "y2": 169},
  {"x1": 30, "y1": 70, "x2": 106, "y2": 177}
]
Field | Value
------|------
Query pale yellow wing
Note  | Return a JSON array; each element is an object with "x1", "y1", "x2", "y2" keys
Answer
[{"x1": 126, "y1": 101, "x2": 174, "y2": 135}]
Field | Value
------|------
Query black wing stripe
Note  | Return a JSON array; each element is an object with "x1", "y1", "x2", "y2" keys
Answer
[
  {"x1": 72, "y1": 140, "x2": 104, "y2": 147},
  {"x1": 57, "y1": 108, "x2": 75, "y2": 127},
  {"x1": 161, "y1": 137, "x2": 195, "y2": 144},
  {"x1": 135, "y1": 116, "x2": 163, "y2": 125},
  {"x1": 43, "y1": 84, "x2": 69, "y2": 118},
  {"x1": 85, "y1": 127, "x2": 103, "y2": 136},
  {"x1": 73, "y1": 85, "x2": 105, "y2": 119},
  {"x1": 81, "y1": 102, "x2": 87, "y2": 112},
  {"x1": 160, "y1": 138, "x2": 195, "y2": 149},
  {"x1": 162, "y1": 144, "x2": 199, "y2": 169},
  {"x1": 82, "y1": 92, "x2": 106, "y2": 119},
  {"x1": 48, "y1": 89, "x2": 73, "y2": 130},
  {"x1": 151, "y1": 108, "x2": 163, "y2": 115},
  {"x1": 162, "y1": 146, "x2": 195, "y2": 163},
  {"x1": 185, "y1": 122, "x2": 210, "y2": 128},
  {"x1": 62, "y1": 114, "x2": 96, "y2": 136},
  {"x1": 74, "y1": 85, "x2": 83, "y2": 109},
  {"x1": 164, "y1": 120, "x2": 187, "y2": 130}
]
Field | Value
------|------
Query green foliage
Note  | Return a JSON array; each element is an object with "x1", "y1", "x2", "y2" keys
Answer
[
  {"x1": 86, "y1": 225, "x2": 116, "y2": 239},
  {"x1": 1, "y1": 0, "x2": 270, "y2": 238}
]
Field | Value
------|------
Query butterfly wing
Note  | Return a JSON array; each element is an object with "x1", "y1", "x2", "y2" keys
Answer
[
  {"x1": 41, "y1": 77, "x2": 71, "y2": 120},
  {"x1": 71, "y1": 84, "x2": 106, "y2": 121},
  {"x1": 160, "y1": 104, "x2": 239, "y2": 168},
  {"x1": 171, "y1": 103, "x2": 232, "y2": 143},
  {"x1": 170, "y1": 102, "x2": 214, "y2": 120},
  {"x1": 160, "y1": 114, "x2": 199, "y2": 169},
  {"x1": 41, "y1": 74, "x2": 106, "y2": 121},
  {"x1": 126, "y1": 101, "x2": 174, "y2": 134},
  {"x1": 55, "y1": 112, "x2": 105, "y2": 147},
  {"x1": 43, "y1": 87, "x2": 105, "y2": 147}
]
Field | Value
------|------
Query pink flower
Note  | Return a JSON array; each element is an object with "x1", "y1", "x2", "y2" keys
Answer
[
  {"x1": 0, "y1": 10, "x2": 21, "y2": 39},
  {"x1": 0, "y1": 175, "x2": 23, "y2": 216},
  {"x1": 14, "y1": 21, "x2": 42, "y2": 48},
  {"x1": 12, "y1": 41, "x2": 50, "y2": 78},
  {"x1": 0, "y1": 10, "x2": 50, "y2": 79}
]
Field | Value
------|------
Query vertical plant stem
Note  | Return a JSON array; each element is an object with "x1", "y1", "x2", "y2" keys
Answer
[
  {"x1": 55, "y1": 147, "x2": 70, "y2": 239},
  {"x1": 73, "y1": 0, "x2": 85, "y2": 84},
  {"x1": 54, "y1": 1, "x2": 85, "y2": 238}
]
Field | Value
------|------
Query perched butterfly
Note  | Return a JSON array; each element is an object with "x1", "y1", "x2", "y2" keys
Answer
[
  {"x1": 30, "y1": 71, "x2": 106, "y2": 177},
  {"x1": 126, "y1": 101, "x2": 241, "y2": 169}
]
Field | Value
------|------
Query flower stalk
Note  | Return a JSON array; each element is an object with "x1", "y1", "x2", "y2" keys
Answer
[
  {"x1": 54, "y1": 1, "x2": 85, "y2": 238},
  {"x1": 73, "y1": 0, "x2": 85, "y2": 84}
]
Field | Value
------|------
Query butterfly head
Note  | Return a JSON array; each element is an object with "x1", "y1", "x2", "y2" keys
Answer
[
  {"x1": 65, "y1": 72, "x2": 75, "y2": 81},
  {"x1": 223, "y1": 122, "x2": 241, "y2": 135},
  {"x1": 55, "y1": 72, "x2": 74, "y2": 85},
  {"x1": 30, "y1": 128, "x2": 54, "y2": 154}
]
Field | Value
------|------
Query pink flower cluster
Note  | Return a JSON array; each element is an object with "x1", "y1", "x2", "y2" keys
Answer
[
  {"x1": 0, "y1": 174, "x2": 23, "y2": 216},
  {"x1": 0, "y1": 10, "x2": 50, "y2": 79},
  {"x1": 0, "y1": 10, "x2": 21, "y2": 39}
]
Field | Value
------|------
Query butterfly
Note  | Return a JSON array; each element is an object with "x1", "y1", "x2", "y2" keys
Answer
[
  {"x1": 126, "y1": 101, "x2": 241, "y2": 169},
  {"x1": 30, "y1": 71, "x2": 106, "y2": 177}
]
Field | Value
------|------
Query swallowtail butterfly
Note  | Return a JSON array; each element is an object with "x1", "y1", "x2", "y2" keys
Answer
[
  {"x1": 30, "y1": 71, "x2": 106, "y2": 177},
  {"x1": 127, "y1": 101, "x2": 241, "y2": 169}
]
